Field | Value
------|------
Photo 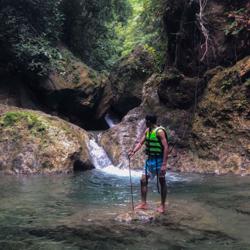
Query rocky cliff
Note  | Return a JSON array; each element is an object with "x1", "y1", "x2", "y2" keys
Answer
[{"x1": 100, "y1": 56, "x2": 249, "y2": 174}]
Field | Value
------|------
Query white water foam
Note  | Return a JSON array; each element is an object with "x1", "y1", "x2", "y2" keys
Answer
[
  {"x1": 88, "y1": 138, "x2": 141, "y2": 178},
  {"x1": 99, "y1": 165, "x2": 142, "y2": 178}
]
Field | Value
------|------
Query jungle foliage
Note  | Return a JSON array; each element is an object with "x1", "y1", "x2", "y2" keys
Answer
[
  {"x1": 0, "y1": 0, "x2": 64, "y2": 78},
  {"x1": 117, "y1": 0, "x2": 167, "y2": 70},
  {"x1": 0, "y1": 0, "x2": 167, "y2": 79},
  {"x1": 0, "y1": 0, "x2": 132, "y2": 78},
  {"x1": 61, "y1": 0, "x2": 132, "y2": 70}
]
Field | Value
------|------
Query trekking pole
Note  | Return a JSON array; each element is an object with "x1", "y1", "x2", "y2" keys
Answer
[
  {"x1": 128, "y1": 156, "x2": 134, "y2": 211},
  {"x1": 155, "y1": 157, "x2": 160, "y2": 194}
]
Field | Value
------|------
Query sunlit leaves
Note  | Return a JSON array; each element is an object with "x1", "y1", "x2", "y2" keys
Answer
[
  {"x1": 61, "y1": 0, "x2": 132, "y2": 70},
  {"x1": 116, "y1": 0, "x2": 167, "y2": 70}
]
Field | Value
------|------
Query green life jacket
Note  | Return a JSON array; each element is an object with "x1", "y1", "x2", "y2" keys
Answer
[{"x1": 145, "y1": 126, "x2": 169, "y2": 157}]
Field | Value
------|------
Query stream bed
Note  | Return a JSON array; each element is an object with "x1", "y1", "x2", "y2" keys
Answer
[{"x1": 0, "y1": 170, "x2": 250, "y2": 249}]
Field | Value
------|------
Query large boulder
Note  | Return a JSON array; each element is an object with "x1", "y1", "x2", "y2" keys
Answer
[{"x1": 0, "y1": 105, "x2": 93, "y2": 174}]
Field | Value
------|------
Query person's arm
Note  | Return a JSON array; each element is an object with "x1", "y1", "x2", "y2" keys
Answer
[
  {"x1": 158, "y1": 129, "x2": 169, "y2": 174},
  {"x1": 128, "y1": 129, "x2": 147, "y2": 158}
]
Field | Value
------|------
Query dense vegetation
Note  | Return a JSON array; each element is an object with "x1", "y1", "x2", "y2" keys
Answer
[
  {"x1": 116, "y1": 0, "x2": 167, "y2": 70},
  {"x1": 0, "y1": 0, "x2": 64, "y2": 78},
  {"x1": 0, "y1": 0, "x2": 168, "y2": 80},
  {"x1": 62, "y1": 0, "x2": 132, "y2": 70},
  {"x1": 0, "y1": 0, "x2": 132, "y2": 78}
]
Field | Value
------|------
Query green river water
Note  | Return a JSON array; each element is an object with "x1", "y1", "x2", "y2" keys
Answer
[{"x1": 0, "y1": 170, "x2": 250, "y2": 249}]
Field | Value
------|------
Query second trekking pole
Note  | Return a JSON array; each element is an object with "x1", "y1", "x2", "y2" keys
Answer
[{"x1": 128, "y1": 157, "x2": 134, "y2": 211}]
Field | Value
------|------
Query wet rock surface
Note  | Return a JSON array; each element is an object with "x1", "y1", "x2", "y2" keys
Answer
[{"x1": 115, "y1": 208, "x2": 160, "y2": 223}]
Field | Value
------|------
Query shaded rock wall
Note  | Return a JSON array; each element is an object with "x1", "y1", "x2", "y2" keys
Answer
[
  {"x1": 0, "y1": 47, "x2": 109, "y2": 130},
  {"x1": 163, "y1": 0, "x2": 250, "y2": 76},
  {"x1": 29, "y1": 47, "x2": 108, "y2": 130},
  {"x1": 181, "y1": 56, "x2": 250, "y2": 174},
  {"x1": 108, "y1": 46, "x2": 156, "y2": 117}
]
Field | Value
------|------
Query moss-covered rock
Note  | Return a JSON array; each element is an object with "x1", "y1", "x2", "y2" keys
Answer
[
  {"x1": 29, "y1": 47, "x2": 108, "y2": 129},
  {"x1": 109, "y1": 45, "x2": 156, "y2": 116},
  {"x1": 0, "y1": 106, "x2": 93, "y2": 174}
]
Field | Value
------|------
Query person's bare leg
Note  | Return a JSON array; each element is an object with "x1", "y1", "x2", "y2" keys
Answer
[
  {"x1": 135, "y1": 175, "x2": 148, "y2": 210},
  {"x1": 156, "y1": 176, "x2": 167, "y2": 213}
]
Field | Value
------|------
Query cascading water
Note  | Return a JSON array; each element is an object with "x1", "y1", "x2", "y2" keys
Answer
[
  {"x1": 88, "y1": 138, "x2": 141, "y2": 177},
  {"x1": 104, "y1": 112, "x2": 120, "y2": 128},
  {"x1": 88, "y1": 138, "x2": 113, "y2": 169}
]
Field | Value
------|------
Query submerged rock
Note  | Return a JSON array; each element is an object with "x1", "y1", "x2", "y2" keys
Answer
[
  {"x1": 115, "y1": 209, "x2": 156, "y2": 223},
  {"x1": 0, "y1": 105, "x2": 93, "y2": 174}
]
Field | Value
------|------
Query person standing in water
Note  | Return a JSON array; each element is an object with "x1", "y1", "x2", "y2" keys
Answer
[{"x1": 128, "y1": 114, "x2": 169, "y2": 213}]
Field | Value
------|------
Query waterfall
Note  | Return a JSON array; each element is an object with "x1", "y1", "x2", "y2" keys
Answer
[
  {"x1": 88, "y1": 138, "x2": 113, "y2": 169},
  {"x1": 104, "y1": 113, "x2": 120, "y2": 128},
  {"x1": 104, "y1": 113, "x2": 115, "y2": 128},
  {"x1": 88, "y1": 138, "x2": 141, "y2": 177}
]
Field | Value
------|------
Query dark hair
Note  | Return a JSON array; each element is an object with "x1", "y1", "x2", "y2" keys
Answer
[{"x1": 145, "y1": 114, "x2": 157, "y2": 124}]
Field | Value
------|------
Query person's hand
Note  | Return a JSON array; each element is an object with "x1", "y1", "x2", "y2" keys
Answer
[
  {"x1": 128, "y1": 150, "x2": 135, "y2": 158},
  {"x1": 160, "y1": 164, "x2": 167, "y2": 175}
]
